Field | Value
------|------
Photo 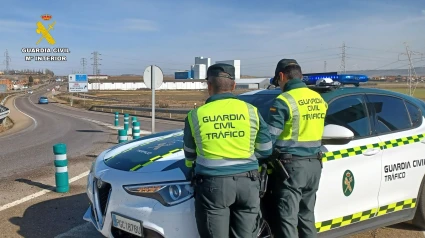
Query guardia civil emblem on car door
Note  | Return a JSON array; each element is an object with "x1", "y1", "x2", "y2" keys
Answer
[{"x1": 342, "y1": 170, "x2": 355, "y2": 196}]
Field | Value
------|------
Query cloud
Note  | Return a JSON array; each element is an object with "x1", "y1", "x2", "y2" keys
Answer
[
  {"x1": 280, "y1": 23, "x2": 332, "y2": 39},
  {"x1": 233, "y1": 23, "x2": 273, "y2": 35},
  {"x1": 422, "y1": 10, "x2": 425, "y2": 15},
  {"x1": 0, "y1": 20, "x2": 33, "y2": 32},
  {"x1": 122, "y1": 19, "x2": 159, "y2": 31}
]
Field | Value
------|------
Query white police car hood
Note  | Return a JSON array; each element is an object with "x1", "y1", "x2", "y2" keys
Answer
[{"x1": 102, "y1": 129, "x2": 190, "y2": 177}]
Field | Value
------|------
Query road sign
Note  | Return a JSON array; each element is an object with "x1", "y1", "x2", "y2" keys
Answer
[
  {"x1": 143, "y1": 65, "x2": 163, "y2": 90},
  {"x1": 68, "y1": 74, "x2": 88, "y2": 83},
  {"x1": 68, "y1": 82, "x2": 88, "y2": 92},
  {"x1": 143, "y1": 65, "x2": 164, "y2": 133}
]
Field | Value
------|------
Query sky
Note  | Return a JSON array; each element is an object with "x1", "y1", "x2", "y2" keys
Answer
[{"x1": 0, "y1": 0, "x2": 424, "y2": 77}]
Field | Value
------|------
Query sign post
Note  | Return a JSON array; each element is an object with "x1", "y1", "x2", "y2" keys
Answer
[
  {"x1": 143, "y1": 65, "x2": 163, "y2": 133},
  {"x1": 68, "y1": 74, "x2": 88, "y2": 93},
  {"x1": 68, "y1": 74, "x2": 88, "y2": 107}
]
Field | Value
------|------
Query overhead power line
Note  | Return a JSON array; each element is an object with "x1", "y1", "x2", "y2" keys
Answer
[
  {"x1": 91, "y1": 51, "x2": 101, "y2": 75},
  {"x1": 4, "y1": 49, "x2": 11, "y2": 74},
  {"x1": 398, "y1": 42, "x2": 423, "y2": 96},
  {"x1": 80, "y1": 58, "x2": 87, "y2": 74},
  {"x1": 340, "y1": 42, "x2": 346, "y2": 73}
]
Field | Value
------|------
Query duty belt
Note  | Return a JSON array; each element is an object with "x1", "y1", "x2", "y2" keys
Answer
[
  {"x1": 278, "y1": 152, "x2": 323, "y2": 161},
  {"x1": 194, "y1": 170, "x2": 260, "y2": 187},
  {"x1": 278, "y1": 152, "x2": 323, "y2": 168},
  {"x1": 196, "y1": 169, "x2": 259, "y2": 179}
]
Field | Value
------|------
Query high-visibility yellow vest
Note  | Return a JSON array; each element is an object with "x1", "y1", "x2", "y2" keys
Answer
[
  {"x1": 187, "y1": 98, "x2": 259, "y2": 168},
  {"x1": 276, "y1": 87, "x2": 328, "y2": 149}
]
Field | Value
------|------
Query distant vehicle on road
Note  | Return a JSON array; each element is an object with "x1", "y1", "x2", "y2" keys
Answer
[
  {"x1": 27, "y1": 90, "x2": 33, "y2": 94},
  {"x1": 84, "y1": 75, "x2": 425, "y2": 238},
  {"x1": 38, "y1": 96, "x2": 48, "y2": 104}
]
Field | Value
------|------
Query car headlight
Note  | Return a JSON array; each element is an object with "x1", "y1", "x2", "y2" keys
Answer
[{"x1": 123, "y1": 181, "x2": 194, "y2": 207}]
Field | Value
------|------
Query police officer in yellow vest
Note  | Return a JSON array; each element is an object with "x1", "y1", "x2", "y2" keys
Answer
[
  {"x1": 268, "y1": 59, "x2": 328, "y2": 238},
  {"x1": 183, "y1": 63, "x2": 273, "y2": 238}
]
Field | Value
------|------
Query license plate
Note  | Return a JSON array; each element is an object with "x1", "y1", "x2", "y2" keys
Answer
[{"x1": 111, "y1": 212, "x2": 143, "y2": 237}]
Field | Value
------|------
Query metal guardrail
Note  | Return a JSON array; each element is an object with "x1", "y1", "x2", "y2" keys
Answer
[
  {"x1": 0, "y1": 105, "x2": 10, "y2": 122},
  {"x1": 89, "y1": 105, "x2": 191, "y2": 114},
  {"x1": 89, "y1": 105, "x2": 192, "y2": 122}
]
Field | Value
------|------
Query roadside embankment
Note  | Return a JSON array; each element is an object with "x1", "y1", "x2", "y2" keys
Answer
[{"x1": 0, "y1": 95, "x2": 34, "y2": 137}]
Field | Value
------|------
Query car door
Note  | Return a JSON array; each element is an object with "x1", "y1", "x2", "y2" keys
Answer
[
  {"x1": 315, "y1": 94, "x2": 382, "y2": 233},
  {"x1": 366, "y1": 94, "x2": 425, "y2": 215}
]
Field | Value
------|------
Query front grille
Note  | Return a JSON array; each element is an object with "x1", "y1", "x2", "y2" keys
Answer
[
  {"x1": 111, "y1": 227, "x2": 164, "y2": 238},
  {"x1": 93, "y1": 177, "x2": 112, "y2": 228},
  {"x1": 97, "y1": 181, "x2": 112, "y2": 216}
]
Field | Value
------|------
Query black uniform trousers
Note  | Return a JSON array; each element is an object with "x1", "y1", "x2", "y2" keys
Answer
[
  {"x1": 194, "y1": 170, "x2": 262, "y2": 238},
  {"x1": 262, "y1": 158, "x2": 322, "y2": 238}
]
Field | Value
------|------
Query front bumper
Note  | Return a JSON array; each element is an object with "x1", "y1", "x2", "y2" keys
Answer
[{"x1": 83, "y1": 164, "x2": 198, "y2": 238}]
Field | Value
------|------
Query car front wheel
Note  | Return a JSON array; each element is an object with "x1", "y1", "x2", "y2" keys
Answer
[{"x1": 412, "y1": 176, "x2": 425, "y2": 230}]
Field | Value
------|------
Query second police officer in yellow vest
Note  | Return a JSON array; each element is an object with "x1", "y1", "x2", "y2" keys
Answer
[
  {"x1": 267, "y1": 59, "x2": 328, "y2": 238},
  {"x1": 183, "y1": 63, "x2": 273, "y2": 238}
]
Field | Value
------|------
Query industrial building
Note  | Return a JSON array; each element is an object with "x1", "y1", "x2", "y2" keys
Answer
[
  {"x1": 235, "y1": 78, "x2": 270, "y2": 89},
  {"x1": 174, "y1": 56, "x2": 241, "y2": 80},
  {"x1": 87, "y1": 78, "x2": 270, "y2": 91},
  {"x1": 88, "y1": 75, "x2": 108, "y2": 80},
  {"x1": 175, "y1": 70, "x2": 194, "y2": 79}
]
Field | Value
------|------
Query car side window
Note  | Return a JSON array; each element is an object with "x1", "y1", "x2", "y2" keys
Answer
[
  {"x1": 405, "y1": 101, "x2": 422, "y2": 128},
  {"x1": 366, "y1": 95, "x2": 411, "y2": 134},
  {"x1": 325, "y1": 94, "x2": 371, "y2": 138}
]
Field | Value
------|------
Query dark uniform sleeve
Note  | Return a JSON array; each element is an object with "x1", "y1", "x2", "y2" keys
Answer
[
  {"x1": 254, "y1": 113, "x2": 273, "y2": 160},
  {"x1": 268, "y1": 98, "x2": 290, "y2": 147},
  {"x1": 183, "y1": 116, "x2": 197, "y2": 168}
]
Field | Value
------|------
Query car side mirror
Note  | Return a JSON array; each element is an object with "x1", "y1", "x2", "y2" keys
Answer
[{"x1": 322, "y1": 124, "x2": 354, "y2": 145}]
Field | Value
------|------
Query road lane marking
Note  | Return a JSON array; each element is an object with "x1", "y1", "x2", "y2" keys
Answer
[
  {"x1": 28, "y1": 97, "x2": 152, "y2": 134},
  {"x1": 14, "y1": 96, "x2": 38, "y2": 128},
  {"x1": 27, "y1": 97, "x2": 152, "y2": 135},
  {"x1": 0, "y1": 170, "x2": 89, "y2": 212}
]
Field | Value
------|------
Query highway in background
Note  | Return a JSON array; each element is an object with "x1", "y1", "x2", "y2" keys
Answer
[{"x1": 0, "y1": 88, "x2": 108, "y2": 179}]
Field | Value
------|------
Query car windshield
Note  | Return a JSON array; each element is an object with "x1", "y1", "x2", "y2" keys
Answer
[
  {"x1": 104, "y1": 131, "x2": 184, "y2": 171},
  {"x1": 40, "y1": 97, "x2": 47, "y2": 99}
]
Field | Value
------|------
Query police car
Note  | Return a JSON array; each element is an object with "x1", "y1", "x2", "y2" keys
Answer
[{"x1": 84, "y1": 74, "x2": 425, "y2": 238}]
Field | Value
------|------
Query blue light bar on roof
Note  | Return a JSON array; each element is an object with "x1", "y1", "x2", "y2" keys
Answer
[{"x1": 302, "y1": 73, "x2": 369, "y2": 85}]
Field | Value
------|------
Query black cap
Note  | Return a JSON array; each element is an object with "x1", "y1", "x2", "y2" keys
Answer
[
  {"x1": 272, "y1": 59, "x2": 300, "y2": 85},
  {"x1": 206, "y1": 63, "x2": 235, "y2": 80}
]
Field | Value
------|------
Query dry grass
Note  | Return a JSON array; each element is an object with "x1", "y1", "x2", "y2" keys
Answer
[
  {"x1": 82, "y1": 89, "x2": 252, "y2": 108},
  {"x1": 0, "y1": 117, "x2": 14, "y2": 133},
  {"x1": 363, "y1": 83, "x2": 425, "y2": 99},
  {"x1": 54, "y1": 82, "x2": 425, "y2": 118}
]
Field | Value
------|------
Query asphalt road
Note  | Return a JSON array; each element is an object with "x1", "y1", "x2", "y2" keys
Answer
[
  {"x1": 0, "y1": 83, "x2": 423, "y2": 238},
  {"x1": 0, "y1": 89, "x2": 109, "y2": 179}
]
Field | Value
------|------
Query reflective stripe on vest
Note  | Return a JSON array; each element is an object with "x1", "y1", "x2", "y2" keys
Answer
[
  {"x1": 276, "y1": 88, "x2": 327, "y2": 148},
  {"x1": 187, "y1": 98, "x2": 259, "y2": 168}
]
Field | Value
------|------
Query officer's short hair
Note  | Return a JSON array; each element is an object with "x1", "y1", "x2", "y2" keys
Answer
[
  {"x1": 207, "y1": 73, "x2": 235, "y2": 93},
  {"x1": 206, "y1": 63, "x2": 236, "y2": 93},
  {"x1": 282, "y1": 65, "x2": 303, "y2": 80},
  {"x1": 273, "y1": 58, "x2": 303, "y2": 81}
]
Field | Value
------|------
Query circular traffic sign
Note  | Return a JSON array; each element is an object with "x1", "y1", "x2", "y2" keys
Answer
[{"x1": 143, "y1": 65, "x2": 163, "y2": 90}]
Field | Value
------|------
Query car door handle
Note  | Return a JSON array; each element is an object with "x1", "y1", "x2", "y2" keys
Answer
[{"x1": 363, "y1": 148, "x2": 381, "y2": 156}]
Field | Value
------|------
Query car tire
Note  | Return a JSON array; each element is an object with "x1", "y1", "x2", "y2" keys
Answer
[{"x1": 412, "y1": 176, "x2": 425, "y2": 230}]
